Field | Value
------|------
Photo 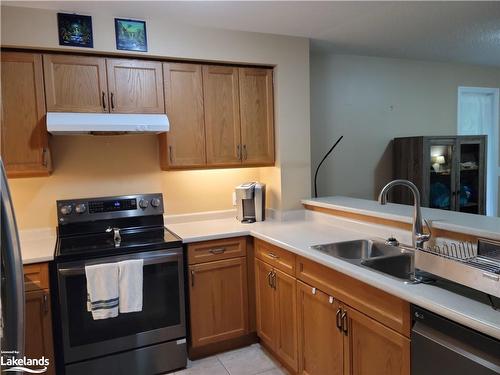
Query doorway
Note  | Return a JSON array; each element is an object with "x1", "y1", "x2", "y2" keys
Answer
[{"x1": 457, "y1": 86, "x2": 500, "y2": 216}]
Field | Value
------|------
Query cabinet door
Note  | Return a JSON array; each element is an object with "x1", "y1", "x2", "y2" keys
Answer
[
  {"x1": 343, "y1": 305, "x2": 410, "y2": 375},
  {"x1": 424, "y1": 137, "x2": 457, "y2": 211},
  {"x1": 202, "y1": 66, "x2": 242, "y2": 166},
  {"x1": 43, "y1": 54, "x2": 108, "y2": 113},
  {"x1": 106, "y1": 59, "x2": 164, "y2": 113},
  {"x1": 456, "y1": 136, "x2": 486, "y2": 215},
  {"x1": 239, "y1": 68, "x2": 274, "y2": 165},
  {"x1": 25, "y1": 290, "x2": 55, "y2": 375},
  {"x1": 297, "y1": 281, "x2": 343, "y2": 375},
  {"x1": 255, "y1": 258, "x2": 276, "y2": 350},
  {"x1": 161, "y1": 63, "x2": 206, "y2": 168},
  {"x1": 274, "y1": 268, "x2": 298, "y2": 371},
  {"x1": 189, "y1": 257, "x2": 248, "y2": 347},
  {"x1": 1, "y1": 52, "x2": 50, "y2": 177}
]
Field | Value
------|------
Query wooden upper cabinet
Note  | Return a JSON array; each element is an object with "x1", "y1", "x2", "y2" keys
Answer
[
  {"x1": 239, "y1": 68, "x2": 274, "y2": 165},
  {"x1": 1, "y1": 52, "x2": 50, "y2": 177},
  {"x1": 161, "y1": 63, "x2": 206, "y2": 168},
  {"x1": 189, "y1": 257, "x2": 249, "y2": 347},
  {"x1": 297, "y1": 281, "x2": 343, "y2": 375},
  {"x1": 344, "y1": 305, "x2": 410, "y2": 375},
  {"x1": 203, "y1": 66, "x2": 242, "y2": 166},
  {"x1": 43, "y1": 54, "x2": 108, "y2": 113},
  {"x1": 106, "y1": 58, "x2": 164, "y2": 113}
]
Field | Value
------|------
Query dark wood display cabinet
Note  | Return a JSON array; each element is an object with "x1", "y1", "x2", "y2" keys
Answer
[{"x1": 393, "y1": 135, "x2": 486, "y2": 215}]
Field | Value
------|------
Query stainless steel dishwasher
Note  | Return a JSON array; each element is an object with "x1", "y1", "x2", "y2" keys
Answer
[{"x1": 411, "y1": 305, "x2": 500, "y2": 375}]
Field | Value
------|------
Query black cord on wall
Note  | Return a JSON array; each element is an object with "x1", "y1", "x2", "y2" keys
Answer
[{"x1": 314, "y1": 135, "x2": 344, "y2": 198}]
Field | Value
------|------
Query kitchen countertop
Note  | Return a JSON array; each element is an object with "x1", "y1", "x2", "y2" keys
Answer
[
  {"x1": 302, "y1": 196, "x2": 500, "y2": 240},
  {"x1": 167, "y1": 209, "x2": 500, "y2": 340},
  {"x1": 19, "y1": 204, "x2": 500, "y2": 340},
  {"x1": 19, "y1": 228, "x2": 56, "y2": 265}
]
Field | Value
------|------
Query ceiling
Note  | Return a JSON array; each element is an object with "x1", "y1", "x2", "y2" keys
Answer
[{"x1": 4, "y1": 1, "x2": 500, "y2": 66}]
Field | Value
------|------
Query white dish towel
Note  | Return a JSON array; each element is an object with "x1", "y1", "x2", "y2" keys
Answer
[
  {"x1": 85, "y1": 263, "x2": 119, "y2": 320},
  {"x1": 118, "y1": 259, "x2": 144, "y2": 313}
]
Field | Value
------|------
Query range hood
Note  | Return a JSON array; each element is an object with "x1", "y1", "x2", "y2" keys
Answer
[{"x1": 46, "y1": 112, "x2": 169, "y2": 135}]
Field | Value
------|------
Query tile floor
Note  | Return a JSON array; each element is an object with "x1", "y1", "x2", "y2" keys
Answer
[{"x1": 170, "y1": 344, "x2": 289, "y2": 375}]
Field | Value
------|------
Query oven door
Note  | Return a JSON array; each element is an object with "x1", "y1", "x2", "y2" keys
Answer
[{"x1": 56, "y1": 248, "x2": 185, "y2": 364}]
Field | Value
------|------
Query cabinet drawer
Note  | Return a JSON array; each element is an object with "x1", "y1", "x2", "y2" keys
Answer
[
  {"x1": 255, "y1": 239, "x2": 295, "y2": 276},
  {"x1": 188, "y1": 237, "x2": 247, "y2": 265},
  {"x1": 24, "y1": 263, "x2": 50, "y2": 291},
  {"x1": 296, "y1": 256, "x2": 410, "y2": 337}
]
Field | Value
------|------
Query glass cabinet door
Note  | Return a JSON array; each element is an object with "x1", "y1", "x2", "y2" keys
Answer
[
  {"x1": 428, "y1": 139, "x2": 456, "y2": 211},
  {"x1": 457, "y1": 138, "x2": 484, "y2": 214}
]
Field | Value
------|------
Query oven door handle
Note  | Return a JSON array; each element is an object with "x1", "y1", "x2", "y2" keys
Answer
[{"x1": 58, "y1": 250, "x2": 181, "y2": 276}]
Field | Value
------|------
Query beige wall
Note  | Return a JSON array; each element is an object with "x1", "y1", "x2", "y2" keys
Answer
[
  {"x1": 1, "y1": 5, "x2": 311, "y2": 229},
  {"x1": 311, "y1": 52, "x2": 500, "y2": 200}
]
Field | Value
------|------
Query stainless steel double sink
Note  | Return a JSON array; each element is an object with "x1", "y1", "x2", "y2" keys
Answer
[{"x1": 310, "y1": 239, "x2": 418, "y2": 282}]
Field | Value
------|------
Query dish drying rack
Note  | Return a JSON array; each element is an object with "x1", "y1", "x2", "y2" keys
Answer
[
  {"x1": 422, "y1": 240, "x2": 500, "y2": 275},
  {"x1": 415, "y1": 238, "x2": 500, "y2": 299}
]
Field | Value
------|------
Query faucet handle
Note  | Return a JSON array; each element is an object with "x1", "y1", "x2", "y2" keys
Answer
[{"x1": 417, "y1": 219, "x2": 432, "y2": 243}]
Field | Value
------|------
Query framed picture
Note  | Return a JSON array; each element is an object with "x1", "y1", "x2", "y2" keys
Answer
[
  {"x1": 57, "y1": 13, "x2": 93, "y2": 48},
  {"x1": 114, "y1": 18, "x2": 148, "y2": 52}
]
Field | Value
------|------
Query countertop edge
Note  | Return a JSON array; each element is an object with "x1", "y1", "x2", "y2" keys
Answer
[{"x1": 301, "y1": 198, "x2": 500, "y2": 240}]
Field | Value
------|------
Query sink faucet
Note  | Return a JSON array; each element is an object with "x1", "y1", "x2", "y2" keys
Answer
[{"x1": 378, "y1": 179, "x2": 431, "y2": 249}]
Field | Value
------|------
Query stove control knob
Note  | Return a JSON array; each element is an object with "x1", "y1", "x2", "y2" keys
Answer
[
  {"x1": 75, "y1": 203, "x2": 87, "y2": 214},
  {"x1": 60, "y1": 205, "x2": 72, "y2": 215},
  {"x1": 151, "y1": 198, "x2": 161, "y2": 208},
  {"x1": 139, "y1": 199, "x2": 149, "y2": 209}
]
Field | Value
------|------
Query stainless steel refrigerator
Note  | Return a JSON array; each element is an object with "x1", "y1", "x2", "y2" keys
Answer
[{"x1": 0, "y1": 158, "x2": 25, "y2": 361}]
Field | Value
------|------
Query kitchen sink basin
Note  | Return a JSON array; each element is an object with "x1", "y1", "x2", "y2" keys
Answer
[
  {"x1": 311, "y1": 239, "x2": 403, "y2": 260},
  {"x1": 311, "y1": 239, "x2": 419, "y2": 282},
  {"x1": 361, "y1": 254, "x2": 414, "y2": 280}
]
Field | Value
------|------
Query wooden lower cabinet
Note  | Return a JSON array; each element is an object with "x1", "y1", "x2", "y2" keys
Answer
[
  {"x1": 344, "y1": 305, "x2": 410, "y2": 375},
  {"x1": 255, "y1": 258, "x2": 276, "y2": 348},
  {"x1": 274, "y1": 269, "x2": 298, "y2": 370},
  {"x1": 189, "y1": 257, "x2": 249, "y2": 347},
  {"x1": 297, "y1": 281, "x2": 343, "y2": 375},
  {"x1": 24, "y1": 263, "x2": 55, "y2": 375},
  {"x1": 255, "y1": 258, "x2": 298, "y2": 372}
]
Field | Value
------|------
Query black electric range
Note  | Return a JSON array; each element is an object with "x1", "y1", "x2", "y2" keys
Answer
[{"x1": 51, "y1": 193, "x2": 187, "y2": 375}]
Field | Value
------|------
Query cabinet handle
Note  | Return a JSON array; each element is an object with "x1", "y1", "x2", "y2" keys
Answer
[
  {"x1": 190, "y1": 269, "x2": 195, "y2": 287},
  {"x1": 335, "y1": 308, "x2": 342, "y2": 330},
  {"x1": 102, "y1": 91, "x2": 107, "y2": 110},
  {"x1": 243, "y1": 144, "x2": 248, "y2": 160},
  {"x1": 237, "y1": 145, "x2": 242, "y2": 161},
  {"x1": 169, "y1": 145, "x2": 173, "y2": 163},
  {"x1": 209, "y1": 248, "x2": 226, "y2": 255},
  {"x1": 341, "y1": 310, "x2": 348, "y2": 335},
  {"x1": 110, "y1": 92, "x2": 115, "y2": 110},
  {"x1": 328, "y1": 296, "x2": 334, "y2": 304},
  {"x1": 42, "y1": 148, "x2": 48, "y2": 167},
  {"x1": 268, "y1": 252, "x2": 279, "y2": 259},
  {"x1": 43, "y1": 292, "x2": 49, "y2": 314},
  {"x1": 267, "y1": 271, "x2": 273, "y2": 288},
  {"x1": 311, "y1": 287, "x2": 317, "y2": 295},
  {"x1": 271, "y1": 271, "x2": 277, "y2": 289}
]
